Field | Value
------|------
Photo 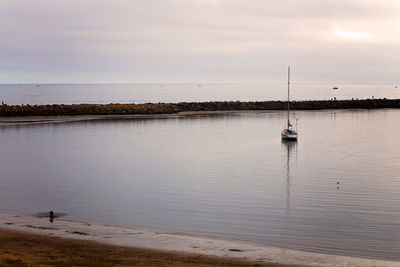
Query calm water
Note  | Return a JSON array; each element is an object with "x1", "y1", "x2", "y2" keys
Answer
[
  {"x1": 0, "y1": 109, "x2": 400, "y2": 261},
  {"x1": 0, "y1": 83, "x2": 399, "y2": 105}
]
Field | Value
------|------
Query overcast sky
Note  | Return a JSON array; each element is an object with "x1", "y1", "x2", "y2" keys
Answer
[{"x1": 1, "y1": 0, "x2": 399, "y2": 83}]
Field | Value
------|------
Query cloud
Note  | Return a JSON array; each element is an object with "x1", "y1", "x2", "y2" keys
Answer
[
  {"x1": 0, "y1": 0, "x2": 399, "y2": 83},
  {"x1": 333, "y1": 28, "x2": 371, "y2": 40}
]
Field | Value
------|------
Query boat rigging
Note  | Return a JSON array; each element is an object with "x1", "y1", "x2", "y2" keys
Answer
[{"x1": 281, "y1": 66, "x2": 298, "y2": 140}]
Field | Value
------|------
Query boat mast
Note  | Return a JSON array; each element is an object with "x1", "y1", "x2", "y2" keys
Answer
[{"x1": 287, "y1": 66, "x2": 290, "y2": 129}]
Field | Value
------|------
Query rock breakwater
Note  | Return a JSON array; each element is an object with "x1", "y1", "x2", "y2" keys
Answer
[{"x1": 0, "y1": 99, "x2": 399, "y2": 117}]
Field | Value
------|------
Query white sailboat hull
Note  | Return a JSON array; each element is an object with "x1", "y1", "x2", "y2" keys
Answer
[
  {"x1": 281, "y1": 133, "x2": 298, "y2": 140},
  {"x1": 281, "y1": 130, "x2": 298, "y2": 140}
]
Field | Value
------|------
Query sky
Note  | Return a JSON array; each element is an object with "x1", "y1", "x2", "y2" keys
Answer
[{"x1": 1, "y1": 0, "x2": 400, "y2": 83}]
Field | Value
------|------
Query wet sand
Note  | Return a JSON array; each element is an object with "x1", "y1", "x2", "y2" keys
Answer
[
  {"x1": 0, "y1": 213, "x2": 398, "y2": 267},
  {"x1": 0, "y1": 110, "x2": 275, "y2": 125},
  {"x1": 0, "y1": 228, "x2": 288, "y2": 267},
  {"x1": 0, "y1": 108, "x2": 375, "y2": 125}
]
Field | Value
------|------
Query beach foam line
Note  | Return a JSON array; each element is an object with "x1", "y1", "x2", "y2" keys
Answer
[{"x1": 0, "y1": 212, "x2": 398, "y2": 267}]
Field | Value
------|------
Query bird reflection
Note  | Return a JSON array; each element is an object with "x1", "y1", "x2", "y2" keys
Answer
[{"x1": 281, "y1": 139, "x2": 297, "y2": 214}]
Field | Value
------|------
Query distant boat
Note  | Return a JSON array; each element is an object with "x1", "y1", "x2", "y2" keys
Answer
[
  {"x1": 333, "y1": 86, "x2": 338, "y2": 90},
  {"x1": 36, "y1": 84, "x2": 40, "y2": 87},
  {"x1": 281, "y1": 66, "x2": 298, "y2": 141}
]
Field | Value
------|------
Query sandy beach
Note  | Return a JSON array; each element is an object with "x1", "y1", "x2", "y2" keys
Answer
[
  {"x1": 0, "y1": 229, "x2": 285, "y2": 267},
  {"x1": 0, "y1": 110, "x2": 276, "y2": 126},
  {"x1": 0, "y1": 108, "x2": 372, "y2": 126},
  {"x1": 0, "y1": 212, "x2": 398, "y2": 266}
]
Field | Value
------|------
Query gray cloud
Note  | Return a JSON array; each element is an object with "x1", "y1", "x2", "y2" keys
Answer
[{"x1": 0, "y1": 0, "x2": 399, "y2": 83}]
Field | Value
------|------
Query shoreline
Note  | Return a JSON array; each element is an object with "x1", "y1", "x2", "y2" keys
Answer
[
  {"x1": 0, "y1": 108, "x2": 394, "y2": 125},
  {"x1": 0, "y1": 110, "x2": 277, "y2": 124},
  {"x1": 0, "y1": 212, "x2": 398, "y2": 266}
]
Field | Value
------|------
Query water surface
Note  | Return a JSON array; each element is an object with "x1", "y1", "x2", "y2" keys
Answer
[
  {"x1": 0, "y1": 82, "x2": 399, "y2": 105},
  {"x1": 0, "y1": 109, "x2": 399, "y2": 260}
]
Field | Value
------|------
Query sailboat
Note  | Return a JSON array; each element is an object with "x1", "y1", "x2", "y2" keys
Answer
[{"x1": 281, "y1": 66, "x2": 298, "y2": 140}]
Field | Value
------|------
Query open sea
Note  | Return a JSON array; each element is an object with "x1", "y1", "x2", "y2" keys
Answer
[
  {"x1": 0, "y1": 82, "x2": 399, "y2": 105},
  {"x1": 0, "y1": 83, "x2": 399, "y2": 261}
]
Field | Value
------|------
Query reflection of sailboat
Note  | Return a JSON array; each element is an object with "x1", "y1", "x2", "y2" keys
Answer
[
  {"x1": 282, "y1": 140, "x2": 297, "y2": 214},
  {"x1": 281, "y1": 67, "x2": 298, "y2": 140}
]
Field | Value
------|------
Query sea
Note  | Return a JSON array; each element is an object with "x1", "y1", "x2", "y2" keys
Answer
[
  {"x1": 0, "y1": 82, "x2": 399, "y2": 105},
  {"x1": 0, "y1": 83, "x2": 399, "y2": 261}
]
